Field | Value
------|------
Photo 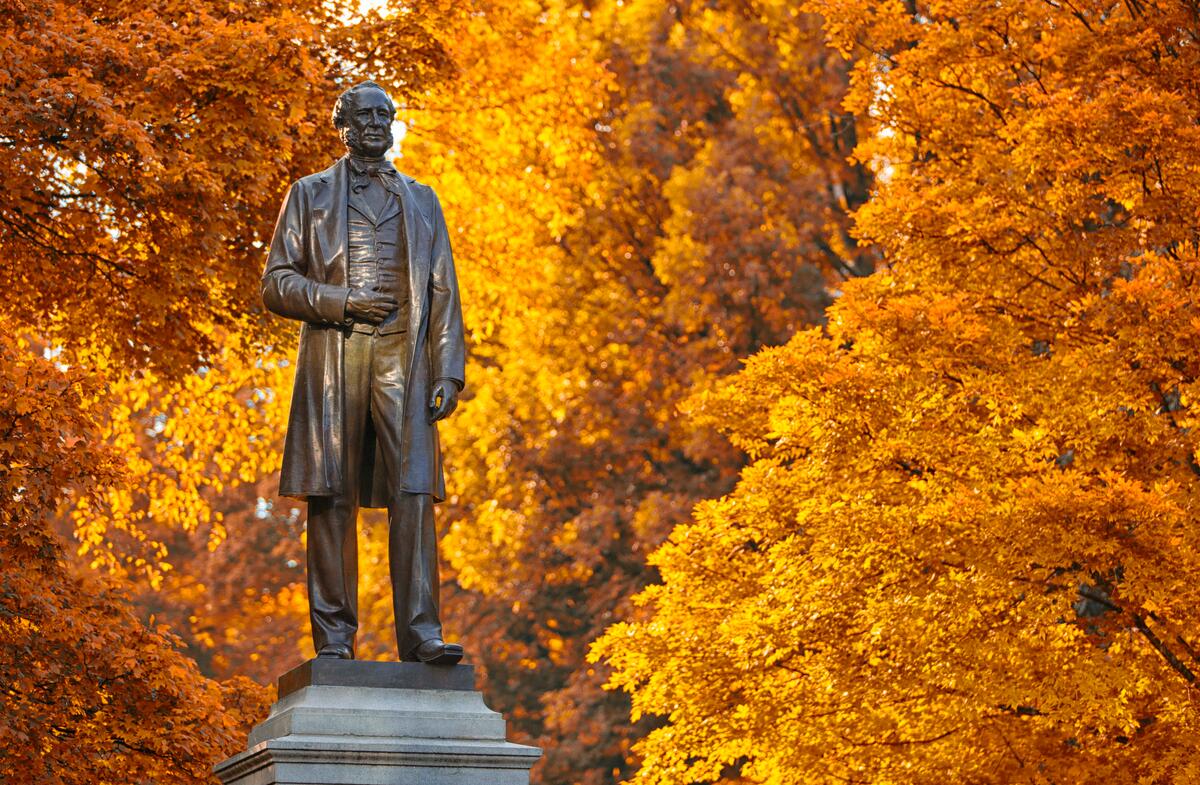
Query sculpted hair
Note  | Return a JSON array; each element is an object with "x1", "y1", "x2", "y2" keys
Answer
[{"x1": 331, "y1": 81, "x2": 395, "y2": 129}]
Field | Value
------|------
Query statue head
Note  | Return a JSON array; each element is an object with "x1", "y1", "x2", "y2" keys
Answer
[{"x1": 331, "y1": 80, "x2": 396, "y2": 159}]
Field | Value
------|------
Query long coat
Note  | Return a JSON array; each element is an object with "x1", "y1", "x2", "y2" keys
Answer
[{"x1": 262, "y1": 156, "x2": 466, "y2": 506}]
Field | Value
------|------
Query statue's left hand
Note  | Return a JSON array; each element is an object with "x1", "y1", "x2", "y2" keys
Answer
[{"x1": 429, "y1": 380, "x2": 460, "y2": 422}]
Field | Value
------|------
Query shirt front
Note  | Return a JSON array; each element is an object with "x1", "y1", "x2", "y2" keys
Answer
[{"x1": 346, "y1": 166, "x2": 409, "y2": 335}]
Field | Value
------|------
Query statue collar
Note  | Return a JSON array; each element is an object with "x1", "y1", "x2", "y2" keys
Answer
[{"x1": 347, "y1": 154, "x2": 397, "y2": 178}]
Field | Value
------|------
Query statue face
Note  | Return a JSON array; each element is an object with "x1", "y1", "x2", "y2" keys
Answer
[{"x1": 341, "y1": 87, "x2": 394, "y2": 158}]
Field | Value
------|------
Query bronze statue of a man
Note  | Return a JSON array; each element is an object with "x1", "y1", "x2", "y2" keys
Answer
[{"x1": 262, "y1": 80, "x2": 466, "y2": 665}]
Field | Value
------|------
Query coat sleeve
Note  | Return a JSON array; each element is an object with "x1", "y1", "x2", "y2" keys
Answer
[
  {"x1": 261, "y1": 181, "x2": 352, "y2": 325},
  {"x1": 426, "y1": 190, "x2": 467, "y2": 391}
]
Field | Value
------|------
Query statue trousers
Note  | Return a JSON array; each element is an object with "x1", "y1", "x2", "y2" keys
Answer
[{"x1": 306, "y1": 328, "x2": 443, "y2": 660}]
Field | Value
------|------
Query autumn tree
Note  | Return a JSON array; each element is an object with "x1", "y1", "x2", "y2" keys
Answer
[
  {"x1": 1, "y1": 0, "x2": 457, "y2": 779},
  {"x1": 595, "y1": 1, "x2": 1200, "y2": 782},
  {"x1": 0, "y1": 333, "x2": 279, "y2": 784}
]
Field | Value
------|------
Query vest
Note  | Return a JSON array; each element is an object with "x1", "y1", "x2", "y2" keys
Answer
[{"x1": 347, "y1": 185, "x2": 409, "y2": 335}]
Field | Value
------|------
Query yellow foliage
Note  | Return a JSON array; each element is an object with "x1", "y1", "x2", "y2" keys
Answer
[{"x1": 594, "y1": 2, "x2": 1200, "y2": 783}]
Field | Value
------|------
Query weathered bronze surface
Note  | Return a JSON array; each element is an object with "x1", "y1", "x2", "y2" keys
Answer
[{"x1": 262, "y1": 81, "x2": 466, "y2": 664}]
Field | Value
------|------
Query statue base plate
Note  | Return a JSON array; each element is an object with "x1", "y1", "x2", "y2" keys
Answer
[{"x1": 214, "y1": 660, "x2": 541, "y2": 785}]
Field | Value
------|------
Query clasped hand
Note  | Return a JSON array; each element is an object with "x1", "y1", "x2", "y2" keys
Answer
[
  {"x1": 345, "y1": 287, "x2": 459, "y2": 423},
  {"x1": 345, "y1": 285, "x2": 396, "y2": 324}
]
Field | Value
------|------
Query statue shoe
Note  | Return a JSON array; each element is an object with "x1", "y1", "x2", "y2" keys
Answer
[
  {"x1": 316, "y1": 642, "x2": 354, "y2": 659},
  {"x1": 412, "y1": 638, "x2": 464, "y2": 665}
]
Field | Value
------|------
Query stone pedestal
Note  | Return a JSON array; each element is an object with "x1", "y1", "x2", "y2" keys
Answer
[{"x1": 215, "y1": 659, "x2": 541, "y2": 785}]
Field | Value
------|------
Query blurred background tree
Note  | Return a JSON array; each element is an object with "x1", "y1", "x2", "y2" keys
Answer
[{"x1": 376, "y1": 2, "x2": 875, "y2": 782}]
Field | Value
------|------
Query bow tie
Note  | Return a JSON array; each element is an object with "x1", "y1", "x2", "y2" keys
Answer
[{"x1": 349, "y1": 157, "x2": 396, "y2": 192}]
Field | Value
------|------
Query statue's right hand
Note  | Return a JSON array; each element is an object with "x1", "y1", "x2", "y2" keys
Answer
[{"x1": 345, "y1": 286, "x2": 398, "y2": 324}]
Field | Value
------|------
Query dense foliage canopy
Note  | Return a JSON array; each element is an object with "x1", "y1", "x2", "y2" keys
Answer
[
  {"x1": 1, "y1": 0, "x2": 453, "y2": 780},
  {"x1": 394, "y1": 2, "x2": 873, "y2": 780},
  {"x1": 5, "y1": 0, "x2": 1198, "y2": 784},
  {"x1": 595, "y1": 1, "x2": 1200, "y2": 782}
]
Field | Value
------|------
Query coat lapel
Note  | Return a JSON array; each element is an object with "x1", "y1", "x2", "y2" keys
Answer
[
  {"x1": 348, "y1": 189, "x2": 380, "y2": 225},
  {"x1": 315, "y1": 157, "x2": 350, "y2": 283},
  {"x1": 396, "y1": 173, "x2": 432, "y2": 329}
]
